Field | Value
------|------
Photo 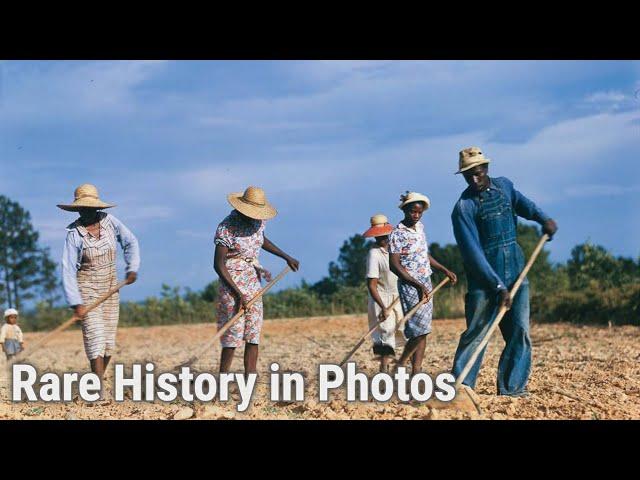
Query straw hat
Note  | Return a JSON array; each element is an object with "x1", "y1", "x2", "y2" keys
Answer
[
  {"x1": 227, "y1": 186, "x2": 277, "y2": 220},
  {"x1": 4, "y1": 308, "x2": 18, "y2": 318},
  {"x1": 456, "y1": 146, "x2": 491, "y2": 174},
  {"x1": 398, "y1": 191, "x2": 431, "y2": 211},
  {"x1": 363, "y1": 214, "x2": 394, "y2": 238},
  {"x1": 57, "y1": 184, "x2": 115, "y2": 212}
]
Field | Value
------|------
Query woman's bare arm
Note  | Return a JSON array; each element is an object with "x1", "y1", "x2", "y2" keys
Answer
[
  {"x1": 262, "y1": 235, "x2": 300, "y2": 271},
  {"x1": 214, "y1": 244, "x2": 248, "y2": 311},
  {"x1": 367, "y1": 278, "x2": 386, "y2": 310}
]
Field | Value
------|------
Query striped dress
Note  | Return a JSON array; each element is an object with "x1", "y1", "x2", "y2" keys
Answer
[{"x1": 76, "y1": 216, "x2": 119, "y2": 360}]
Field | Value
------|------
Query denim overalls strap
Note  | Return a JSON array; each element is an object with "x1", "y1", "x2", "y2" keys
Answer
[{"x1": 476, "y1": 180, "x2": 517, "y2": 252}]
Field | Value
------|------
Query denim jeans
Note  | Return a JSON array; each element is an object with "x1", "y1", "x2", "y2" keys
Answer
[{"x1": 452, "y1": 283, "x2": 531, "y2": 395}]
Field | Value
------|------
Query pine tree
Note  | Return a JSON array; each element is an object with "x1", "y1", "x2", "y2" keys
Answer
[{"x1": 0, "y1": 195, "x2": 60, "y2": 309}]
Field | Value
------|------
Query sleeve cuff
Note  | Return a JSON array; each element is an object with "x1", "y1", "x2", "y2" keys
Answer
[
  {"x1": 66, "y1": 291, "x2": 84, "y2": 307},
  {"x1": 535, "y1": 212, "x2": 551, "y2": 224}
]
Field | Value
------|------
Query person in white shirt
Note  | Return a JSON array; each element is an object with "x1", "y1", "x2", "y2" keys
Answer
[
  {"x1": 364, "y1": 214, "x2": 405, "y2": 372},
  {"x1": 1, "y1": 308, "x2": 25, "y2": 359}
]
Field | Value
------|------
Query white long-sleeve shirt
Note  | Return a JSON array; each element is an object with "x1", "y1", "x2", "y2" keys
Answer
[{"x1": 0, "y1": 324, "x2": 24, "y2": 343}]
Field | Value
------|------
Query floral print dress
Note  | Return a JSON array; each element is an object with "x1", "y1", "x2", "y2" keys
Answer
[
  {"x1": 214, "y1": 210, "x2": 266, "y2": 348},
  {"x1": 388, "y1": 220, "x2": 433, "y2": 339}
]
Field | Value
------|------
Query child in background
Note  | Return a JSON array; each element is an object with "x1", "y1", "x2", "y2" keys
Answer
[
  {"x1": 364, "y1": 214, "x2": 405, "y2": 372},
  {"x1": 1, "y1": 308, "x2": 25, "y2": 360}
]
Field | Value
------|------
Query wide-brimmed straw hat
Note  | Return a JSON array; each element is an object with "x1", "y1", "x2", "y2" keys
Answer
[
  {"x1": 363, "y1": 214, "x2": 394, "y2": 238},
  {"x1": 57, "y1": 184, "x2": 115, "y2": 212},
  {"x1": 227, "y1": 186, "x2": 277, "y2": 220},
  {"x1": 456, "y1": 146, "x2": 491, "y2": 174},
  {"x1": 398, "y1": 191, "x2": 431, "y2": 211}
]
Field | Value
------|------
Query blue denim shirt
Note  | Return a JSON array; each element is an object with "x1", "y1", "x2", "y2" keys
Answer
[
  {"x1": 61, "y1": 213, "x2": 140, "y2": 306},
  {"x1": 451, "y1": 176, "x2": 550, "y2": 293}
]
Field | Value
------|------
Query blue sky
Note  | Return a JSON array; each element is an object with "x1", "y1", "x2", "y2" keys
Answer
[{"x1": 1, "y1": 60, "x2": 639, "y2": 303}]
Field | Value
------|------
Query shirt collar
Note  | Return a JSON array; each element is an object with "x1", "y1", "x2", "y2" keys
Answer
[
  {"x1": 71, "y1": 212, "x2": 108, "y2": 237},
  {"x1": 464, "y1": 177, "x2": 497, "y2": 198},
  {"x1": 398, "y1": 220, "x2": 422, "y2": 232}
]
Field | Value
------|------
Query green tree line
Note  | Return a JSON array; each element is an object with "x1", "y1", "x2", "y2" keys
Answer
[{"x1": 3, "y1": 195, "x2": 638, "y2": 331}]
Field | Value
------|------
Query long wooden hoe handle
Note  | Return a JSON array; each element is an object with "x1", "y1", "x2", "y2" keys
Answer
[
  {"x1": 454, "y1": 234, "x2": 549, "y2": 390},
  {"x1": 337, "y1": 295, "x2": 401, "y2": 368},
  {"x1": 12, "y1": 280, "x2": 129, "y2": 363},
  {"x1": 175, "y1": 265, "x2": 291, "y2": 369}
]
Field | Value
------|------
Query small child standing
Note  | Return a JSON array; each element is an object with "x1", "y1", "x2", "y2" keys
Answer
[
  {"x1": 364, "y1": 214, "x2": 405, "y2": 372},
  {"x1": 1, "y1": 309, "x2": 25, "y2": 360}
]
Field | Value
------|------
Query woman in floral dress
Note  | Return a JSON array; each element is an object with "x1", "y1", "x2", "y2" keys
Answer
[
  {"x1": 389, "y1": 191, "x2": 457, "y2": 374},
  {"x1": 214, "y1": 186, "x2": 299, "y2": 375}
]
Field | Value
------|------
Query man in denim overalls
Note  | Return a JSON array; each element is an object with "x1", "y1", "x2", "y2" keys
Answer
[{"x1": 450, "y1": 147, "x2": 558, "y2": 397}]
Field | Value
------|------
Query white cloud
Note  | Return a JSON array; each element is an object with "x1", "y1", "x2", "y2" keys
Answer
[
  {"x1": 173, "y1": 107, "x2": 640, "y2": 213},
  {"x1": 178, "y1": 157, "x2": 361, "y2": 204},
  {"x1": 583, "y1": 89, "x2": 637, "y2": 112},
  {"x1": 288, "y1": 60, "x2": 392, "y2": 80},
  {"x1": 483, "y1": 110, "x2": 640, "y2": 204},
  {"x1": 184, "y1": 61, "x2": 639, "y2": 148},
  {"x1": 585, "y1": 90, "x2": 628, "y2": 104}
]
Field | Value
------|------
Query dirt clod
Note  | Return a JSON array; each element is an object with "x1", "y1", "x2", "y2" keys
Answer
[{"x1": 173, "y1": 407, "x2": 194, "y2": 420}]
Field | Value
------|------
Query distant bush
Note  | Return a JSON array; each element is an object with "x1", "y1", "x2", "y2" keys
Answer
[
  {"x1": 532, "y1": 284, "x2": 640, "y2": 326},
  {"x1": 432, "y1": 285, "x2": 465, "y2": 319},
  {"x1": 120, "y1": 297, "x2": 215, "y2": 327},
  {"x1": 20, "y1": 302, "x2": 70, "y2": 332},
  {"x1": 263, "y1": 286, "x2": 326, "y2": 318}
]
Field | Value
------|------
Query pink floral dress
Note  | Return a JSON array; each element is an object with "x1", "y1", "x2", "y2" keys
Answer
[{"x1": 214, "y1": 210, "x2": 266, "y2": 348}]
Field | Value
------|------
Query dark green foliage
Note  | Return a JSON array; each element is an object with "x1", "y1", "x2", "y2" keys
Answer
[
  {"x1": 21, "y1": 301, "x2": 71, "y2": 332},
  {"x1": 119, "y1": 288, "x2": 216, "y2": 327},
  {"x1": 532, "y1": 283, "x2": 640, "y2": 325},
  {"x1": 324, "y1": 234, "x2": 373, "y2": 288},
  {"x1": 0, "y1": 195, "x2": 60, "y2": 309},
  {"x1": 430, "y1": 241, "x2": 467, "y2": 288},
  {"x1": 308, "y1": 276, "x2": 339, "y2": 297},
  {"x1": 429, "y1": 241, "x2": 466, "y2": 318},
  {"x1": 529, "y1": 241, "x2": 640, "y2": 325},
  {"x1": 200, "y1": 280, "x2": 220, "y2": 303},
  {"x1": 566, "y1": 242, "x2": 640, "y2": 290}
]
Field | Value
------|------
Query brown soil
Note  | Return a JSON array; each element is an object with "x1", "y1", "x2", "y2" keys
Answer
[{"x1": 1, "y1": 315, "x2": 639, "y2": 420}]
